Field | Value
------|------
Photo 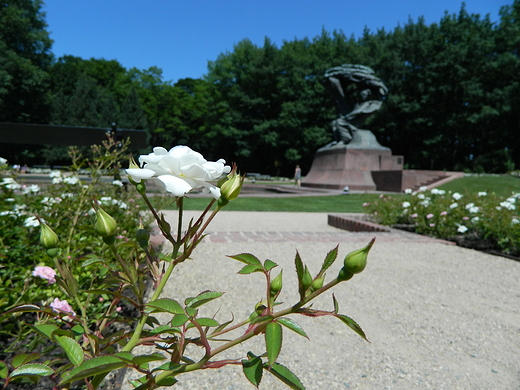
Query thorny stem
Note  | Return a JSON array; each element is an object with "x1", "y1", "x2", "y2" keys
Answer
[{"x1": 154, "y1": 278, "x2": 344, "y2": 385}]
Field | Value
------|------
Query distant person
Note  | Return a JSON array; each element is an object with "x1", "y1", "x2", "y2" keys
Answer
[
  {"x1": 21, "y1": 164, "x2": 28, "y2": 174},
  {"x1": 294, "y1": 165, "x2": 302, "y2": 187}
]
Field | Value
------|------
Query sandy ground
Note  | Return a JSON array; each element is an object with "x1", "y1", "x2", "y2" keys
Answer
[{"x1": 121, "y1": 211, "x2": 520, "y2": 390}]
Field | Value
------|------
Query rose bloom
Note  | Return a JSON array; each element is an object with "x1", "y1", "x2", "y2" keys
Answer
[
  {"x1": 426, "y1": 213, "x2": 434, "y2": 219},
  {"x1": 126, "y1": 146, "x2": 231, "y2": 199},
  {"x1": 50, "y1": 298, "x2": 75, "y2": 315},
  {"x1": 32, "y1": 266, "x2": 56, "y2": 284},
  {"x1": 440, "y1": 211, "x2": 448, "y2": 216},
  {"x1": 457, "y1": 225, "x2": 468, "y2": 233},
  {"x1": 452, "y1": 192, "x2": 463, "y2": 200}
]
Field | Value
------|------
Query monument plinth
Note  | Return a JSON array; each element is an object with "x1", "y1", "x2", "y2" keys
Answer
[{"x1": 302, "y1": 130, "x2": 403, "y2": 190}]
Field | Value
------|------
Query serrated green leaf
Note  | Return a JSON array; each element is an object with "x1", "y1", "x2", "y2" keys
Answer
[
  {"x1": 31, "y1": 324, "x2": 59, "y2": 340},
  {"x1": 332, "y1": 294, "x2": 339, "y2": 315},
  {"x1": 11, "y1": 363, "x2": 54, "y2": 378},
  {"x1": 133, "y1": 353, "x2": 166, "y2": 366},
  {"x1": 159, "y1": 214, "x2": 171, "y2": 236},
  {"x1": 114, "y1": 352, "x2": 134, "y2": 363},
  {"x1": 242, "y1": 354, "x2": 263, "y2": 387},
  {"x1": 185, "y1": 307, "x2": 197, "y2": 317},
  {"x1": 238, "y1": 264, "x2": 264, "y2": 274},
  {"x1": 185, "y1": 291, "x2": 224, "y2": 309},
  {"x1": 265, "y1": 322, "x2": 283, "y2": 367},
  {"x1": 152, "y1": 362, "x2": 183, "y2": 373},
  {"x1": 146, "y1": 298, "x2": 184, "y2": 314},
  {"x1": 71, "y1": 325, "x2": 85, "y2": 336},
  {"x1": 6, "y1": 304, "x2": 47, "y2": 315},
  {"x1": 81, "y1": 255, "x2": 106, "y2": 267},
  {"x1": 54, "y1": 335, "x2": 84, "y2": 366},
  {"x1": 0, "y1": 361, "x2": 7, "y2": 379},
  {"x1": 319, "y1": 245, "x2": 339, "y2": 275},
  {"x1": 170, "y1": 314, "x2": 189, "y2": 327},
  {"x1": 265, "y1": 362, "x2": 305, "y2": 390},
  {"x1": 277, "y1": 318, "x2": 309, "y2": 339},
  {"x1": 149, "y1": 324, "x2": 181, "y2": 335},
  {"x1": 187, "y1": 318, "x2": 219, "y2": 329},
  {"x1": 294, "y1": 251, "x2": 305, "y2": 298},
  {"x1": 228, "y1": 253, "x2": 263, "y2": 267},
  {"x1": 156, "y1": 376, "x2": 178, "y2": 386},
  {"x1": 59, "y1": 355, "x2": 127, "y2": 385},
  {"x1": 335, "y1": 314, "x2": 368, "y2": 341},
  {"x1": 263, "y1": 259, "x2": 278, "y2": 271},
  {"x1": 145, "y1": 316, "x2": 161, "y2": 327},
  {"x1": 211, "y1": 316, "x2": 234, "y2": 335},
  {"x1": 12, "y1": 353, "x2": 40, "y2": 369}
]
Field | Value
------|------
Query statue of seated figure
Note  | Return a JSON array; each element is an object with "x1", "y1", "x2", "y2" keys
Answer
[{"x1": 323, "y1": 64, "x2": 387, "y2": 147}]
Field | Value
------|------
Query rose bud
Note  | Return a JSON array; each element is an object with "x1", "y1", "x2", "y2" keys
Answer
[{"x1": 342, "y1": 238, "x2": 375, "y2": 275}]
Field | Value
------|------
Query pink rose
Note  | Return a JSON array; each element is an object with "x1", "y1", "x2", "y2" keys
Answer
[
  {"x1": 440, "y1": 211, "x2": 448, "y2": 216},
  {"x1": 32, "y1": 266, "x2": 56, "y2": 284},
  {"x1": 426, "y1": 214, "x2": 434, "y2": 219},
  {"x1": 50, "y1": 298, "x2": 75, "y2": 316}
]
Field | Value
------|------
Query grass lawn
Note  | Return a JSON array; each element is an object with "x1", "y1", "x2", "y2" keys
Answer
[
  {"x1": 437, "y1": 175, "x2": 520, "y2": 197},
  {"x1": 152, "y1": 175, "x2": 520, "y2": 213},
  {"x1": 173, "y1": 194, "x2": 382, "y2": 212}
]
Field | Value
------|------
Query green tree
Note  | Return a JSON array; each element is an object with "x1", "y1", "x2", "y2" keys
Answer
[{"x1": 0, "y1": 0, "x2": 53, "y2": 123}]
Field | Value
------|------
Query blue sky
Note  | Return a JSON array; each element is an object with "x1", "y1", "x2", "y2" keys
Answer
[{"x1": 43, "y1": 0, "x2": 510, "y2": 83}]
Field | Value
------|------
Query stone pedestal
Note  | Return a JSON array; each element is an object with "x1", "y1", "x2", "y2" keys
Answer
[{"x1": 302, "y1": 130, "x2": 403, "y2": 190}]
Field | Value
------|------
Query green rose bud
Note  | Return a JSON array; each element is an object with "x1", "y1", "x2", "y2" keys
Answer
[
  {"x1": 310, "y1": 277, "x2": 325, "y2": 292},
  {"x1": 270, "y1": 271, "x2": 283, "y2": 297},
  {"x1": 94, "y1": 204, "x2": 117, "y2": 238},
  {"x1": 218, "y1": 163, "x2": 244, "y2": 208},
  {"x1": 46, "y1": 248, "x2": 59, "y2": 257},
  {"x1": 301, "y1": 266, "x2": 313, "y2": 290},
  {"x1": 136, "y1": 182, "x2": 146, "y2": 194},
  {"x1": 39, "y1": 222, "x2": 59, "y2": 249},
  {"x1": 337, "y1": 267, "x2": 354, "y2": 281},
  {"x1": 136, "y1": 227, "x2": 150, "y2": 249},
  {"x1": 342, "y1": 237, "x2": 375, "y2": 275}
]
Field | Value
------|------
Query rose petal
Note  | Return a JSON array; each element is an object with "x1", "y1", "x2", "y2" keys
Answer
[
  {"x1": 154, "y1": 175, "x2": 193, "y2": 196},
  {"x1": 126, "y1": 168, "x2": 155, "y2": 181}
]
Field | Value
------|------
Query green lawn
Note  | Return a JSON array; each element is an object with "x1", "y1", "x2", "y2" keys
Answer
[
  {"x1": 153, "y1": 175, "x2": 520, "y2": 213},
  {"x1": 437, "y1": 175, "x2": 520, "y2": 197},
  {"x1": 178, "y1": 194, "x2": 381, "y2": 212}
]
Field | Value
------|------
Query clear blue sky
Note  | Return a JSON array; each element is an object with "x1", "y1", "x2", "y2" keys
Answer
[{"x1": 43, "y1": 0, "x2": 510, "y2": 84}]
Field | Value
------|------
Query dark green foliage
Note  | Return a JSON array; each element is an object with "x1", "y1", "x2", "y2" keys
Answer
[
  {"x1": 0, "y1": 0, "x2": 53, "y2": 123},
  {"x1": 3, "y1": 1, "x2": 520, "y2": 174}
]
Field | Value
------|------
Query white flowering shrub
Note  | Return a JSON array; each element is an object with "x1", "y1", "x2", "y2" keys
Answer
[
  {"x1": 0, "y1": 145, "x2": 374, "y2": 390},
  {"x1": 364, "y1": 187, "x2": 520, "y2": 255},
  {"x1": 0, "y1": 138, "x2": 149, "y2": 343}
]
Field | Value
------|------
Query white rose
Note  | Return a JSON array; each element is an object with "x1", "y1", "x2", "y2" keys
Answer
[{"x1": 126, "y1": 146, "x2": 231, "y2": 199}]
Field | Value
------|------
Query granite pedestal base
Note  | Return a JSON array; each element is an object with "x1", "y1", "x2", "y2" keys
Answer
[{"x1": 302, "y1": 131, "x2": 403, "y2": 190}]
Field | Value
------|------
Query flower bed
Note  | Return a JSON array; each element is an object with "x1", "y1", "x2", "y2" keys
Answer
[{"x1": 363, "y1": 186, "x2": 520, "y2": 257}]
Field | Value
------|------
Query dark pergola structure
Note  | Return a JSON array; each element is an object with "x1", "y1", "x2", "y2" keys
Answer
[{"x1": 0, "y1": 122, "x2": 147, "y2": 148}]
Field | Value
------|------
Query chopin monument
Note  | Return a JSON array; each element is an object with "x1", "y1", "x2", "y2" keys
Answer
[{"x1": 302, "y1": 64, "x2": 404, "y2": 191}]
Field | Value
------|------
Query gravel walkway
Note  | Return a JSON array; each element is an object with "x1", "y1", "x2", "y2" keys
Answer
[{"x1": 123, "y1": 211, "x2": 520, "y2": 390}]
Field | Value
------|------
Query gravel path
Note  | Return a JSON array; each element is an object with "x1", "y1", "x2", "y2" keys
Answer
[{"x1": 123, "y1": 211, "x2": 520, "y2": 390}]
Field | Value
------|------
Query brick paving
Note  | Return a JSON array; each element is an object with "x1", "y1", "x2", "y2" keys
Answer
[{"x1": 201, "y1": 229, "x2": 454, "y2": 244}]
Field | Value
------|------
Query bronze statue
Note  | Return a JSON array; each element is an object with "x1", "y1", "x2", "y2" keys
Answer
[{"x1": 324, "y1": 64, "x2": 387, "y2": 145}]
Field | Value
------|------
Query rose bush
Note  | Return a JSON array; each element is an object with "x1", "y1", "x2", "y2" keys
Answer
[
  {"x1": 364, "y1": 186, "x2": 520, "y2": 255},
  {"x1": 1, "y1": 144, "x2": 375, "y2": 390},
  {"x1": 0, "y1": 138, "x2": 150, "y2": 344}
]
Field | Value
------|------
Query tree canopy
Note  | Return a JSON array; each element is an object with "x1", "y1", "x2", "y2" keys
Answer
[{"x1": 1, "y1": 0, "x2": 519, "y2": 175}]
